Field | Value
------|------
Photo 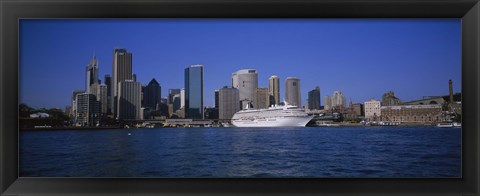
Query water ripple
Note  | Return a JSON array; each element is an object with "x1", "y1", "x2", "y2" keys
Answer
[{"x1": 20, "y1": 126, "x2": 461, "y2": 177}]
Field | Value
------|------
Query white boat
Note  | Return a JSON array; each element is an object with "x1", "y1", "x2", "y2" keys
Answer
[
  {"x1": 453, "y1": 122, "x2": 462, "y2": 128},
  {"x1": 231, "y1": 102, "x2": 313, "y2": 127},
  {"x1": 315, "y1": 121, "x2": 339, "y2": 127},
  {"x1": 437, "y1": 122, "x2": 453, "y2": 128}
]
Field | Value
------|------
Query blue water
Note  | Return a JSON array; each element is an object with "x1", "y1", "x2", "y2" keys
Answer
[{"x1": 19, "y1": 126, "x2": 461, "y2": 177}]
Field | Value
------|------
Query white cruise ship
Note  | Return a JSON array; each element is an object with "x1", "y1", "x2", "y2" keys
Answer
[{"x1": 231, "y1": 103, "x2": 313, "y2": 127}]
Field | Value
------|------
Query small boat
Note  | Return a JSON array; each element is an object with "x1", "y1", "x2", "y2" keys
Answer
[
  {"x1": 437, "y1": 122, "x2": 453, "y2": 128},
  {"x1": 453, "y1": 122, "x2": 462, "y2": 128},
  {"x1": 315, "y1": 121, "x2": 339, "y2": 127}
]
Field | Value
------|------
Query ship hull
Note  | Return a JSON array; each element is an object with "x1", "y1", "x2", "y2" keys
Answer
[{"x1": 231, "y1": 116, "x2": 313, "y2": 127}]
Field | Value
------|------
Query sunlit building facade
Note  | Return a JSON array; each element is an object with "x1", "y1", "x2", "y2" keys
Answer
[
  {"x1": 285, "y1": 77, "x2": 301, "y2": 107},
  {"x1": 232, "y1": 69, "x2": 258, "y2": 109},
  {"x1": 364, "y1": 99, "x2": 381, "y2": 121},
  {"x1": 268, "y1": 75, "x2": 280, "y2": 106}
]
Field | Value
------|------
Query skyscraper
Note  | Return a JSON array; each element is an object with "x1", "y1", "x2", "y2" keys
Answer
[
  {"x1": 308, "y1": 86, "x2": 321, "y2": 110},
  {"x1": 214, "y1": 89, "x2": 219, "y2": 109},
  {"x1": 185, "y1": 64, "x2": 204, "y2": 119},
  {"x1": 144, "y1": 78, "x2": 161, "y2": 110},
  {"x1": 104, "y1": 75, "x2": 112, "y2": 114},
  {"x1": 112, "y1": 48, "x2": 133, "y2": 117},
  {"x1": 85, "y1": 55, "x2": 99, "y2": 94},
  {"x1": 268, "y1": 75, "x2": 280, "y2": 106},
  {"x1": 285, "y1": 77, "x2": 301, "y2": 107},
  {"x1": 219, "y1": 86, "x2": 240, "y2": 119},
  {"x1": 98, "y1": 84, "x2": 108, "y2": 114},
  {"x1": 232, "y1": 69, "x2": 258, "y2": 109},
  {"x1": 331, "y1": 91, "x2": 346, "y2": 110},
  {"x1": 117, "y1": 80, "x2": 141, "y2": 120},
  {"x1": 324, "y1": 95, "x2": 332, "y2": 111},
  {"x1": 255, "y1": 88, "x2": 269, "y2": 109}
]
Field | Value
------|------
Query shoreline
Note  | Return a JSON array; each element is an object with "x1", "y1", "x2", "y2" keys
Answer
[
  {"x1": 20, "y1": 126, "x2": 122, "y2": 131},
  {"x1": 18, "y1": 124, "x2": 444, "y2": 131}
]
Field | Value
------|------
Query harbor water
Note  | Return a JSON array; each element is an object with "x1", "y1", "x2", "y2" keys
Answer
[{"x1": 20, "y1": 126, "x2": 461, "y2": 177}]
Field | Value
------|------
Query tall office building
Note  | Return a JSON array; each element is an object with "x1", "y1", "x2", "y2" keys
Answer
[
  {"x1": 332, "y1": 91, "x2": 346, "y2": 110},
  {"x1": 98, "y1": 84, "x2": 108, "y2": 114},
  {"x1": 117, "y1": 80, "x2": 141, "y2": 120},
  {"x1": 112, "y1": 48, "x2": 133, "y2": 117},
  {"x1": 86, "y1": 55, "x2": 99, "y2": 94},
  {"x1": 219, "y1": 86, "x2": 240, "y2": 119},
  {"x1": 144, "y1": 78, "x2": 161, "y2": 110},
  {"x1": 324, "y1": 95, "x2": 332, "y2": 111},
  {"x1": 308, "y1": 86, "x2": 321, "y2": 110},
  {"x1": 268, "y1": 75, "x2": 280, "y2": 106},
  {"x1": 232, "y1": 69, "x2": 258, "y2": 109},
  {"x1": 213, "y1": 89, "x2": 220, "y2": 119},
  {"x1": 255, "y1": 88, "x2": 269, "y2": 109},
  {"x1": 76, "y1": 93, "x2": 100, "y2": 126},
  {"x1": 285, "y1": 77, "x2": 301, "y2": 107},
  {"x1": 185, "y1": 64, "x2": 204, "y2": 119},
  {"x1": 214, "y1": 89, "x2": 219, "y2": 109},
  {"x1": 104, "y1": 75, "x2": 112, "y2": 114}
]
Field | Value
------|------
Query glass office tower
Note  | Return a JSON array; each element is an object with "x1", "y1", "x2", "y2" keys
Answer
[{"x1": 185, "y1": 65, "x2": 204, "y2": 119}]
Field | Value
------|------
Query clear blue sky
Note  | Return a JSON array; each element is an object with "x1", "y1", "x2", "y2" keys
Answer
[{"x1": 20, "y1": 19, "x2": 461, "y2": 109}]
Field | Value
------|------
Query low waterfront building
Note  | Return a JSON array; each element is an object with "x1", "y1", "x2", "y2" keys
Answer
[
  {"x1": 76, "y1": 93, "x2": 100, "y2": 126},
  {"x1": 403, "y1": 97, "x2": 445, "y2": 105},
  {"x1": 71, "y1": 90, "x2": 84, "y2": 118},
  {"x1": 364, "y1": 99, "x2": 381, "y2": 121},
  {"x1": 345, "y1": 102, "x2": 364, "y2": 119},
  {"x1": 204, "y1": 107, "x2": 219, "y2": 120},
  {"x1": 380, "y1": 104, "x2": 442, "y2": 124},
  {"x1": 381, "y1": 91, "x2": 402, "y2": 106}
]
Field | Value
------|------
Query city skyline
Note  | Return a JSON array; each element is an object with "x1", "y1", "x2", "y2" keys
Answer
[{"x1": 20, "y1": 19, "x2": 461, "y2": 109}]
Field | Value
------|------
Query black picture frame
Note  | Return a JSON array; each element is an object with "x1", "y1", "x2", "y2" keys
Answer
[{"x1": 1, "y1": 0, "x2": 479, "y2": 195}]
